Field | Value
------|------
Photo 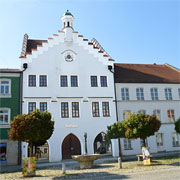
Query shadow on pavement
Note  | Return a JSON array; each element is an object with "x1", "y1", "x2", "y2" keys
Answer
[{"x1": 52, "y1": 172, "x2": 129, "y2": 180}]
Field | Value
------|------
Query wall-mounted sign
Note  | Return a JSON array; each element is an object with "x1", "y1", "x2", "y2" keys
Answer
[{"x1": 65, "y1": 125, "x2": 78, "y2": 128}]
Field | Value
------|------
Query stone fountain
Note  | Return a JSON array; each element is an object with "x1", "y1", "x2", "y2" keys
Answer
[{"x1": 72, "y1": 132, "x2": 100, "y2": 169}]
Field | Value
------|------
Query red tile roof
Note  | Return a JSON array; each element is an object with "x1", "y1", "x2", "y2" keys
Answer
[{"x1": 114, "y1": 63, "x2": 180, "y2": 83}]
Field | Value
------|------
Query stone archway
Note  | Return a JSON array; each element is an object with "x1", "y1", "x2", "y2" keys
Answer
[
  {"x1": 62, "y1": 133, "x2": 81, "y2": 159},
  {"x1": 94, "y1": 132, "x2": 112, "y2": 154}
]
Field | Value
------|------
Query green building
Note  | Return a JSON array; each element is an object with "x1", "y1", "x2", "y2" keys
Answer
[{"x1": 0, "y1": 69, "x2": 21, "y2": 165}]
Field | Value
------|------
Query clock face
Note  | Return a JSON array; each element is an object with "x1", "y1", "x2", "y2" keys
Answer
[{"x1": 64, "y1": 53, "x2": 73, "y2": 62}]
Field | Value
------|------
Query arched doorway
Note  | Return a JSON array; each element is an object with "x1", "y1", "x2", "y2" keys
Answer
[
  {"x1": 94, "y1": 132, "x2": 112, "y2": 155},
  {"x1": 62, "y1": 133, "x2": 81, "y2": 159},
  {"x1": 28, "y1": 141, "x2": 49, "y2": 162}
]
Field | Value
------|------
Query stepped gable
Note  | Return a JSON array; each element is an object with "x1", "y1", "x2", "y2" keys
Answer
[{"x1": 114, "y1": 63, "x2": 180, "y2": 83}]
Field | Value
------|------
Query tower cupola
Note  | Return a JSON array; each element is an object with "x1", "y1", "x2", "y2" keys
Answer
[
  {"x1": 61, "y1": 10, "x2": 74, "y2": 43},
  {"x1": 61, "y1": 10, "x2": 74, "y2": 30}
]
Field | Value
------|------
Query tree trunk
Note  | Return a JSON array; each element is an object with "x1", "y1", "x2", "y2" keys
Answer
[
  {"x1": 118, "y1": 138, "x2": 122, "y2": 169},
  {"x1": 143, "y1": 138, "x2": 146, "y2": 147},
  {"x1": 29, "y1": 142, "x2": 33, "y2": 157}
]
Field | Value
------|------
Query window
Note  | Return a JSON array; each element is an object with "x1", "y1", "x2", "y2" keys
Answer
[
  {"x1": 156, "y1": 133, "x2": 163, "y2": 147},
  {"x1": 136, "y1": 88, "x2": 144, "y2": 100},
  {"x1": 121, "y1": 88, "x2": 129, "y2": 100},
  {"x1": 28, "y1": 102, "x2": 36, "y2": 114},
  {"x1": 0, "y1": 109, "x2": 10, "y2": 124},
  {"x1": 92, "y1": 102, "x2": 100, "y2": 117},
  {"x1": 71, "y1": 76, "x2": 78, "y2": 87},
  {"x1": 28, "y1": 75, "x2": 36, "y2": 87},
  {"x1": 140, "y1": 138, "x2": 148, "y2": 147},
  {"x1": 0, "y1": 80, "x2": 10, "y2": 95},
  {"x1": 67, "y1": 22, "x2": 70, "y2": 27},
  {"x1": 178, "y1": 89, "x2": 180, "y2": 99},
  {"x1": 123, "y1": 110, "x2": 131, "y2": 120},
  {"x1": 153, "y1": 109, "x2": 161, "y2": 121},
  {"x1": 72, "y1": 102, "x2": 79, "y2": 118},
  {"x1": 61, "y1": 102, "x2": 69, "y2": 118},
  {"x1": 0, "y1": 143, "x2": 7, "y2": 163},
  {"x1": 138, "y1": 110, "x2": 146, "y2": 114},
  {"x1": 40, "y1": 102, "x2": 47, "y2": 112},
  {"x1": 124, "y1": 139, "x2": 132, "y2": 150},
  {"x1": 60, "y1": 76, "x2": 68, "y2": 87},
  {"x1": 102, "y1": 102, "x2": 110, "y2": 117},
  {"x1": 100, "y1": 76, "x2": 107, "y2": 87},
  {"x1": 172, "y1": 133, "x2": 179, "y2": 147},
  {"x1": 91, "y1": 76, "x2": 98, "y2": 87},
  {"x1": 165, "y1": 88, "x2": 172, "y2": 100},
  {"x1": 39, "y1": 75, "x2": 47, "y2": 87},
  {"x1": 150, "y1": 88, "x2": 158, "y2": 100},
  {"x1": 167, "y1": 109, "x2": 175, "y2": 122}
]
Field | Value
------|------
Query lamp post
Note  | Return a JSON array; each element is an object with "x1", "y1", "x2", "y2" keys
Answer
[{"x1": 84, "y1": 132, "x2": 88, "y2": 155}]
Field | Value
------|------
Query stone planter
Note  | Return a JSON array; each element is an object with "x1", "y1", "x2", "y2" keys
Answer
[
  {"x1": 22, "y1": 157, "x2": 36, "y2": 177},
  {"x1": 72, "y1": 154, "x2": 100, "y2": 169}
]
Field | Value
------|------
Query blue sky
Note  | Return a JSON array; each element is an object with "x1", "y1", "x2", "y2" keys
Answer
[{"x1": 0, "y1": 0, "x2": 179, "y2": 68}]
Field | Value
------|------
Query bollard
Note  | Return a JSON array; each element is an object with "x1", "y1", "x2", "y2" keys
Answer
[
  {"x1": 118, "y1": 157, "x2": 122, "y2": 169},
  {"x1": 62, "y1": 162, "x2": 66, "y2": 174}
]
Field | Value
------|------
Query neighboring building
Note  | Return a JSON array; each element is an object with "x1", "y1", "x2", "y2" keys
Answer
[
  {"x1": 0, "y1": 69, "x2": 21, "y2": 165},
  {"x1": 20, "y1": 10, "x2": 117, "y2": 162},
  {"x1": 113, "y1": 63, "x2": 180, "y2": 156}
]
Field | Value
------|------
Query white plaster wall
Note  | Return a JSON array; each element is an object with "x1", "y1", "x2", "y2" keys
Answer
[
  {"x1": 21, "y1": 32, "x2": 117, "y2": 162},
  {"x1": 114, "y1": 83, "x2": 180, "y2": 156}
]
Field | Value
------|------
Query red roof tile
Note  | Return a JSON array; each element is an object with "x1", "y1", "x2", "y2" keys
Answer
[{"x1": 114, "y1": 63, "x2": 180, "y2": 83}]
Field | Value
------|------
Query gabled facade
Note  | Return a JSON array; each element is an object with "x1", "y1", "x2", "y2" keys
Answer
[
  {"x1": 0, "y1": 69, "x2": 21, "y2": 165},
  {"x1": 20, "y1": 10, "x2": 117, "y2": 162}
]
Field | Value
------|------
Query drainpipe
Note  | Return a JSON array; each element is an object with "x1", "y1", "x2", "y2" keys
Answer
[
  {"x1": 18, "y1": 63, "x2": 28, "y2": 165},
  {"x1": 108, "y1": 65, "x2": 122, "y2": 169}
]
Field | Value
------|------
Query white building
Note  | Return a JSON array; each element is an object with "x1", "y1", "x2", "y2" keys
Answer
[
  {"x1": 20, "y1": 10, "x2": 117, "y2": 162},
  {"x1": 113, "y1": 63, "x2": 180, "y2": 156},
  {"x1": 19, "y1": 10, "x2": 180, "y2": 161}
]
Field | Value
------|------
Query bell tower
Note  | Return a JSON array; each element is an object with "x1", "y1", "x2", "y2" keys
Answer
[{"x1": 61, "y1": 10, "x2": 74, "y2": 42}]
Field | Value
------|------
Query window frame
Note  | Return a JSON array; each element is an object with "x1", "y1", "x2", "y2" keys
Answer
[
  {"x1": 153, "y1": 109, "x2": 161, "y2": 121},
  {"x1": 150, "y1": 88, "x2": 159, "y2": 100},
  {"x1": 39, "y1": 75, "x2": 47, "y2": 87},
  {"x1": 72, "y1": 102, "x2": 80, "y2": 118},
  {"x1": 136, "y1": 88, "x2": 144, "y2": 100},
  {"x1": 28, "y1": 102, "x2": 36, "y2": 114},
  {"x1": 156, "y1": 133, "x2": 163, "y2": 147},
  {"x1": 171, "y1": 132, "x2": 179, "y2": 147},
  {"x1": 124, "y1": 138, "x2": 132, "y2": 150},
  {"x1": 165, "y1": 88, "x2": 173, "y2": 100},
  {"x1": 102, "y1": 102, "x2": 110, "y2": 117},
  {"x1": 0, "y1": 108, "x2": 10, "y2": 124},
  {"x1": 60, "y1": 75, "x2": 68, "y2": 87},
  {"x1": 0, "y1": 79, "x2": 11, "y2": 97},
  {"x1": 100, "y1": 76, "x2": 107, "y2": 87},
  {"x1": 91, "y1": 76, "x2": 98, "y2": 87},
  {"x1": 71, "y1": 76, "x2": 78, "y2": 87},
  {"x1": 92, "y1": 102, "x2": 100, "y2": 117},
  {"x1": 28, "y1": 74, "x2": 37, "y2": 87},
  {"x1": 123, "y1": 110, "x2": 131, "y2": 121},
  {"x1": 167, "y1": 109, "x2": 175, "y2": 123},
  {"x1": 61, "y1": 102, "x2": 69, "y2": 118},
  {"x1": 40, "y1": 102, "x2": 47, "y2": 113}
]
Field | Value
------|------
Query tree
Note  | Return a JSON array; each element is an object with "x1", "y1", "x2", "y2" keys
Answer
[
  {"x1": 175, "y1": 117, "x2": 180, "y2": 134},
  {"x1": 123, "y1": 113, "x2": 161, "y2": 146},
  {"x1": 107, "y1": 121, "x2": 125, "y2": 168},
  {"x1": 107, "y1": 121, "x2": 125, "y2": 139},
  {"x1": 9, "y1": 109, "x2": 54, "y2": 157}
]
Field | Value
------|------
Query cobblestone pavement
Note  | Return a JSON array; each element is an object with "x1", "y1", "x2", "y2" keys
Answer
[{"x1": 0, "y1": 158, "x2": 179, "y2": 180}]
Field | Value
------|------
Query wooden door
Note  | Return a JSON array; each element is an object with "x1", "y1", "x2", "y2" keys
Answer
[{"x1": 62, "y1": 134, "x2": 81, "y2": 159}]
